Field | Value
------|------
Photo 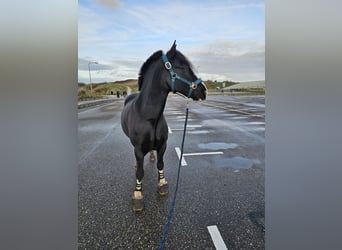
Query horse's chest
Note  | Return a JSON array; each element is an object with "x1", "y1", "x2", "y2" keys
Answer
[
  {"x1": 149, "y1": 120, "x2": 166, "y2": 139},
  {"x1": 141, "y1": 120, "x2": 167, "y2": 145}
]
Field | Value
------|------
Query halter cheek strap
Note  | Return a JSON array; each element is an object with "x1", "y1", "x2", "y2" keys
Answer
[{"x1": 162, "y1": 54, "x2": 203, "y2": 98}]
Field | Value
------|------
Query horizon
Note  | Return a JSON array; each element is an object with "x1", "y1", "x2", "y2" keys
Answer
[{"x1": 77, "y1": 78, "x2": 265, "y2": 85}]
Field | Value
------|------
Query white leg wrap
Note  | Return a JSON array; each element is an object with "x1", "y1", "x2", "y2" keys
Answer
[
  {"x1": 135, "y1": 179, "x2": 142, "y2": 191},
  {"x1": 158, "y1": 170, "x2": 165, "y2": 179}
]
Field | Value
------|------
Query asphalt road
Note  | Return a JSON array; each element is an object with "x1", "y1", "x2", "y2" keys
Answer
[{"x1": 78, "y1": 94, "x2": 265, "y2": 250}]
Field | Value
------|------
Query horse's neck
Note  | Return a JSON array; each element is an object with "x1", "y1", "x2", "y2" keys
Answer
[{"x1": 136, "y1": 63, "x2": 169, "y2": 120}]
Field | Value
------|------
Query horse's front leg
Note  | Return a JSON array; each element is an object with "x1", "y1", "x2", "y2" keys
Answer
[
  {"x1": 132, "y1": 147, "x2": 145, "y2": 212},
  {"x1": 157, "y1": 142, "x2": 168, "y2": 196}
]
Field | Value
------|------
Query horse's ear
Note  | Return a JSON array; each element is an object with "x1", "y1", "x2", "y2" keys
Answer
[{"x1": 167, "y1": 40, "x2": 177, "y2": 59}]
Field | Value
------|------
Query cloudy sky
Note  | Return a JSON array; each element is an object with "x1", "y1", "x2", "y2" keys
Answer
[{"x1": 78, "y1": 0, "x2": 264, "y2": 83}]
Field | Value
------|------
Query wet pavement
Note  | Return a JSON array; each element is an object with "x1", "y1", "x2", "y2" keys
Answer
[{"x1": 78, "y1": 94, "x2": 265, "y2": 249}]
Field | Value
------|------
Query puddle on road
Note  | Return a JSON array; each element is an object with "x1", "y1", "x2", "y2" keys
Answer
[
  {"x1": 247, "y1": 122, "x2": 265, "y2": 125},
  {"x1": 245, "y1": 103, "x2": 265, "y2": 108},
  {"x1": 230, "y1": 116, "x2": 248, "y2": 120},
  {"x1": 198, "y1": 142, "x2": 238, "y2": 150},
  {"x1": 217, "y1": 156, "x2": 261, "y2": 169},
  {"x1": 188, "y1": 130, "x2": 210, "y2": 134},
  {"x1": 248, "y1": 127, "x2": 265, "y2": 131}
]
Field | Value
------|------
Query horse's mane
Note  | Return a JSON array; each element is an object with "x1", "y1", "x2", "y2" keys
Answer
[{"x1": 138, "y1": 50, "x2": 163, "y2": 90}]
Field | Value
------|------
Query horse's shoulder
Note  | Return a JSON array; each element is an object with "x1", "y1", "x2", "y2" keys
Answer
[{"x1": 124, "y1": 93, "x2": 139, "y2": 105}]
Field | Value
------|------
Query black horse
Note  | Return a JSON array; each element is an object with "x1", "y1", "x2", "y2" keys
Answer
[{"x1": 121, "y1": 41, "x2": 207, "y2": 211}]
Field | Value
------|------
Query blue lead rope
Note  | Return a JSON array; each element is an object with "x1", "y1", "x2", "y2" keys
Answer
[{"x1": 158, "y1": 105, "x2": 189, "y2": 250}]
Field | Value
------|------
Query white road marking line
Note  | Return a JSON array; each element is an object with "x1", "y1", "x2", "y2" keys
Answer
[
  {"x1": 175, "y1": 148, "x2": 223, "y2": 166},
  {"x1": 168, "y1": 125, "x2": 203, "y2": 134},
  {"x1": 168, "y1": 124, "x2": 202, "y2": 132},
  {"x1": 207, "y1": 225, "x2": 228, "y2": 250},
  {"x1": 175, "y1": 147, "x2": 187, "y2": 166},
  {"x1": 172, "y1": 125, "x2": 202, "y2": 129},
  {"x1": 183, "y1": 152, "x2": 223, "y2": 156}
]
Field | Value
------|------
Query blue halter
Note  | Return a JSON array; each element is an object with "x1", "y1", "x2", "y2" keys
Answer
[{"x1": 162, "y1": 54, "x2": 203, "y2": 98}]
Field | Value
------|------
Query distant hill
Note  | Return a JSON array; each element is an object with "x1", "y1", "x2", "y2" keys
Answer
[
  {"x1": 77, "y1": 79, "x2": 139, "y2": 100},
  {"x1": 77, "y1": 79, "x2": 264, "y2": 100},
  {"x1": 224, "y1": 80, "x2": 265, "y2": 90},
  {"x1": 113, "y1": 79, "x2": 137, "y2": 84}
]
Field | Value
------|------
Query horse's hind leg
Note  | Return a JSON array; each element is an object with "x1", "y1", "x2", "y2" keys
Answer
[
  {"x1": 149, "y1": 150, "x2": 155, "y2": 161},
  {"x1": 157, "y1": 143, "x2": 168, "y2": 196},
  {"x1": 132, "y1": 147, "x2": 145, "y2": 212}
]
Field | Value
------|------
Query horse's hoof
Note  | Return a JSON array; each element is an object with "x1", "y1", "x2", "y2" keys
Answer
[
  {"x1": 132, "y1": 197, "x2": 144, "y2": 212},
  {"x1": 158, "y1": 183, "x2": 169, "y2": 196}
]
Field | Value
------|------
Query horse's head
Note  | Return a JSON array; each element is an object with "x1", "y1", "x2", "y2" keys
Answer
[{"x1": 163, "y1": 41, "x2": 207, "y2": 101}]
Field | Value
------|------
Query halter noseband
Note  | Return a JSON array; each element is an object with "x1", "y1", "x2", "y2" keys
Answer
[{"x1": 162, "y1": 54, "x2": 203, "y2": 98}]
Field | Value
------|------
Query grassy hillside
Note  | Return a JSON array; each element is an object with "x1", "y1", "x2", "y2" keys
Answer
[
  {"x1": 78, "y1": 79, "x2": 138, "y2": 100},
  {"x1": 78, "y1": 79, "x2": 238, "y2": 100},
  {"x1": 203, "y1": 80, "x2": 237, "y2": 90}
]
